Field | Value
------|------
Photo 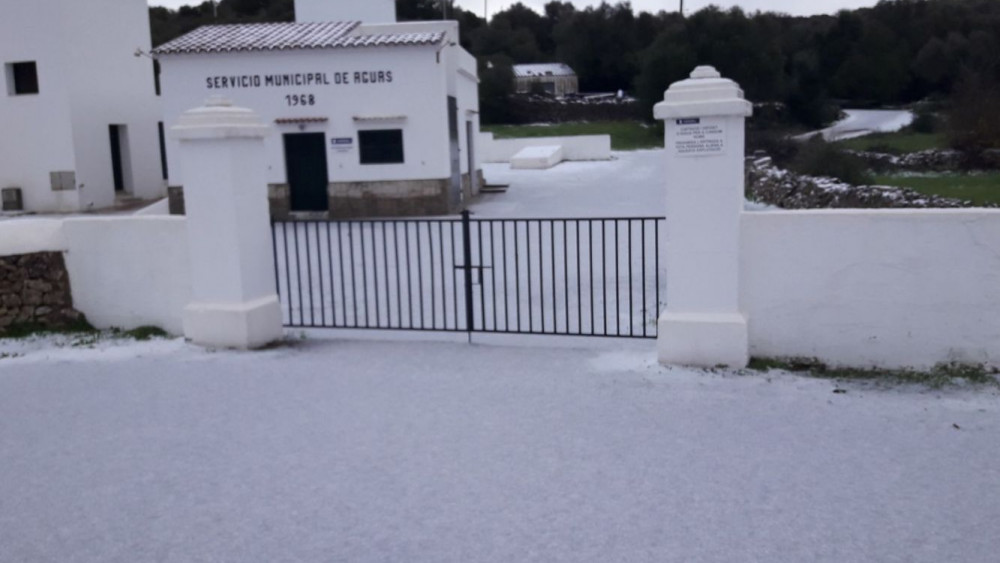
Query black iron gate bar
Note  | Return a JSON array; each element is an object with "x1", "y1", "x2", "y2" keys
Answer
[{"x1": 272, "y1": 212, "x2": 665, "y2": 339}]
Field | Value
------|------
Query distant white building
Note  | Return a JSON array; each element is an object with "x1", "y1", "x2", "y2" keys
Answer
[
  {"x1": 155, "y1": 0, "x2": 482, "y2": 218},
  {"x1": 514, "y1": 63, "x2": 579, "y2": 97},
  {"x1": 0, "y1": 0, "x2": 165, "y2": 213}
]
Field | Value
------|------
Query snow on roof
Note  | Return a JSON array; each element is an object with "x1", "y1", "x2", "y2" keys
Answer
[
  {"x1": 513, "y1": 63, "x2": 576, "y2": 78},
  {"x1": 153, "y1": 21, "x2": 446, "y2": 55}
]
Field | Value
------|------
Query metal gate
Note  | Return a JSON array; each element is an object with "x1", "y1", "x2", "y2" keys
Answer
[{"x1": 272, "y1": 212, "x2": 664, "y2": 339}]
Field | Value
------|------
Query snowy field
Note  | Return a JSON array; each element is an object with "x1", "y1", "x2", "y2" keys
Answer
[
  {"x1": 1, "y1": 336, "x2": 999, "y2": 562},
  {"x1": 798, "y1": 109, "x2": 915, "y2": 142},
  {"x1": 473, "y1": 149, "x2": 665, "y2": 218}
]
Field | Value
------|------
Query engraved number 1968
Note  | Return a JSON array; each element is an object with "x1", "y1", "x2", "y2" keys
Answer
[{"x1": 285, "y1": 94, "x2": 316, "y2": 107}]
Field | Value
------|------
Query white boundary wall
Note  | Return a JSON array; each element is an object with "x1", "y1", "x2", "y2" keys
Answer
[
  {"x1": 479, "y1": 133, "x2": 611, "y2": 163},
  {"x1": 0, "y1": 217, "x2": 190, "y2": 335},
  {"x1": 742, "y1": 209, "x2": 1000, "y2": 369},
  {"x1": 62, "y1": 218, "x2": 190, "y2": 335},
  {"x1": 0, "y1": 219, "x2": 66, "y2": 256}
]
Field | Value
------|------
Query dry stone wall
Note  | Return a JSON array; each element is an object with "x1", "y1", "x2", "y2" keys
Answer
[
  {"x1": 746, "y1": 156, "x2": 972, "y2": 209},
  {"x1": 0, "y1": 252, "x2": 82, "y2": 333}
]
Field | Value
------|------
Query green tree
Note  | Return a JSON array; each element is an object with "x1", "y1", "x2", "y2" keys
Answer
[
  {"x1": 478, "y1": 55, "x2": 516, "y2": 124},
  {"x1": 947, "y1": 71, "x2": 1000, "y2": 152},
  {"x1": 634, "y1": 25, "x2": 696, "y2": 119}
]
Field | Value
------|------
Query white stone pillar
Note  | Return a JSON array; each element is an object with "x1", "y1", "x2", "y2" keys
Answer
[
  {"x1": 172, "y1": 97, "x2": 284, "y2": 349},
  {"x1": 654, "y1": 66, "x2": 752, "y2": 368}
]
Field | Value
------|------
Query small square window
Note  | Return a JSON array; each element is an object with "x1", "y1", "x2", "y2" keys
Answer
[
  {"x1": 6, "y1": 61, "x2": 39, "y2": 95},
  {"x1": 359, "y1": 129, "x2": 404, "y2": 165}
]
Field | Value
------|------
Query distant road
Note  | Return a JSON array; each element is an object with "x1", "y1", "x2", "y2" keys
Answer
[{"x1": 797, "y1": 109, "x2": 914, "y2": 142}]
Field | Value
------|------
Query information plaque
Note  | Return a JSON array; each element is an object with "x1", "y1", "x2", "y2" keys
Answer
[{"x1": 672, "y1": 117, "x2": 726, "y2": 157}]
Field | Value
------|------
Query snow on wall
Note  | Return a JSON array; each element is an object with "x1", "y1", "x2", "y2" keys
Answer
[
  {"x1": 742, "y1": 209, "x2": 1000, "y2": 369},
  {"x1": 479, "y1": 133, "x2": 611, "y2": 163},
  {"x1": 61, "y1": 217, "x2": 190, "y2": 335}
]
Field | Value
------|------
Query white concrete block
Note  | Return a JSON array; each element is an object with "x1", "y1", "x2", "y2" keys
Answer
[
  {"x1": 658, "y1": 312, "x2": 749, "y2": 369},
  {"x1": 183, "y1": 295, "x2": 284, "y2": 350},
  {"x1": 511, "y1": 145, "x2": 564, "y2": 169},
  {"x1": 480, "y1": 134, "x2": 611, "y2": 163}
]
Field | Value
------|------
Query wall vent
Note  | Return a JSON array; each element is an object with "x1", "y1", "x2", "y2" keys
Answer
[{"x1": 1, "y1": 187, "x2": 23, "y2": 211}]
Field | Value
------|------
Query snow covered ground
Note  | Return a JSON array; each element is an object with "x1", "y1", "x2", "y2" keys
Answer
[
  {"x1": 473, "y1": 150, "x2": 665, "y2": 218},
  {"x1": 798, "y1": 109, "x2": 915, "y2": 142},
  {"x1": 2, "y1": 141, "x2": 996, "y2": 562},
  {"x1": 473, "y1": 149, "x2": 777, "y2": 215},
  {"x1": 1, "y1": 335, "x2": 999, "y2": 562}
]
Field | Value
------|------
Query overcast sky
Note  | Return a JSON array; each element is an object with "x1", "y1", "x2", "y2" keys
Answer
[{"x1": 149, "y1": 1, "x2": 881, "y2": 19}]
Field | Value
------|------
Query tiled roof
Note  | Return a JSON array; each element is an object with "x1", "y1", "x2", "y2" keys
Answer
[
  {"x1": 153, "y1": 21, "x2": 445, "y2": 55},
  {"x1": 274, "y1": 117, "x2": 329, "y2": 124},
  {"x1": 513, "y1": 63, "x2": 576, "y2": 78}
]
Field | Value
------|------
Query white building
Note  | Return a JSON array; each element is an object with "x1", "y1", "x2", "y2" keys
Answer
[
  {"x1": 0, "y1": 0, "x2": 165, "y2": 214},
  {"x1": 155, "y1": 0, "x2": 482, "y2": 219},
  {"x1": 514, "y1": 63, "x2": 578, "y2": 97}
]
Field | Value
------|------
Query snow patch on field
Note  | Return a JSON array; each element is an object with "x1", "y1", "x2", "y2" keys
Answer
[{"x1": 799, "y1": 109, "x2": 915, "y2": 141}]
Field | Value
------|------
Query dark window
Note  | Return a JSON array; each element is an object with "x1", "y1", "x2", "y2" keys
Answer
[
  {"x1": 359, "y1": 129, "x2": 404, "y2": 165},
  {"x1": 154, "y1": 60, "x2": 161, "y2": 96},
  {"x1": 158, "y1": 122, "x2": 168, "y2": 180},
  {"x1": 109, "y1": 125, "x2": 125, "y2": 192},
  {"x1": 10, "y1": 62, "x2": 39, "y2": 95}
]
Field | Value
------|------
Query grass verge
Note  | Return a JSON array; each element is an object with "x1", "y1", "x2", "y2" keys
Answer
[
  {"x1": 873, "y1": 172, "x2": 1000, "y2": 206},
  {"x1": 749, "y1": 357, "x2": 1000, "y2": 389},
  {"x1": 112, "y1": 326, "x2": 170, "y2": 341},
  {"x1": 482, "y1": 120, "x2": 663, "y2": 151},
  {"x1": 1, "y1": 318, "x2": 97, "y2": 339},
  {"x1": 0, "y1": 322, "x2": 169, "y2": 349}
]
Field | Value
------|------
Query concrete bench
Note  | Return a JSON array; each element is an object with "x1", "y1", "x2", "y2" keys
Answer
[{"x1": 510, "y1": 145, "x2": 564, "y2": 170}]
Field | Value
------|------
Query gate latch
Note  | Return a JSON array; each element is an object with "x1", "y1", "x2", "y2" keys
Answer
[{"x1": 454, "y1": 264, "x2": 492, "y2": 285}]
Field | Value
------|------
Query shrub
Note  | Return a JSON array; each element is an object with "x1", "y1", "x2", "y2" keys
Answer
[
  {"x1": 746, "y1": 131, "x2": 800, "y2": 167},
  {"x1": 909, "y1": 110, "x2": 938, "y2": 134},
  {"x1": 947, "y1": 72, "x2": 1000, "y2": 153},
  {"x1": 124, "y1": 326, "x2": 169, "y2": 341},
  {"x1": 789, "y1": 136, "x2": 874, "y2": 186}
]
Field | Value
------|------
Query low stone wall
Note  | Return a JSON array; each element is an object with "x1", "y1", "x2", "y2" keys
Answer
[
  {"x1": 851, "y1": 148, "x2": 1000, "y2": 173},
  {"x1": 746, "y1": 157, "x2": 970, "y2": 209},
  {"x1": 504, "y1": 95, "x2": 643, "y2": 124},
  {"x1": 267, "y1": 183, "x2": 291, "y2": 219},
  {"x1": 327, "y1": 178, "x2": 451, "y2": 218},
  {"x1": 267, "y1": 173, "x2": 481, "y2": 219},
  {"x1": 0, "y1": 252, "x2": 82, "y2": 332}
]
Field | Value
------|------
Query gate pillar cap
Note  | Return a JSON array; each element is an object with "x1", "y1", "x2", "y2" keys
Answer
[
  {"x1": 171, "y1": 95, "x2": 271, "y2": 141},
  {"x1": 654, "y1": 65, "x2": 753, "y2": 120}
]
